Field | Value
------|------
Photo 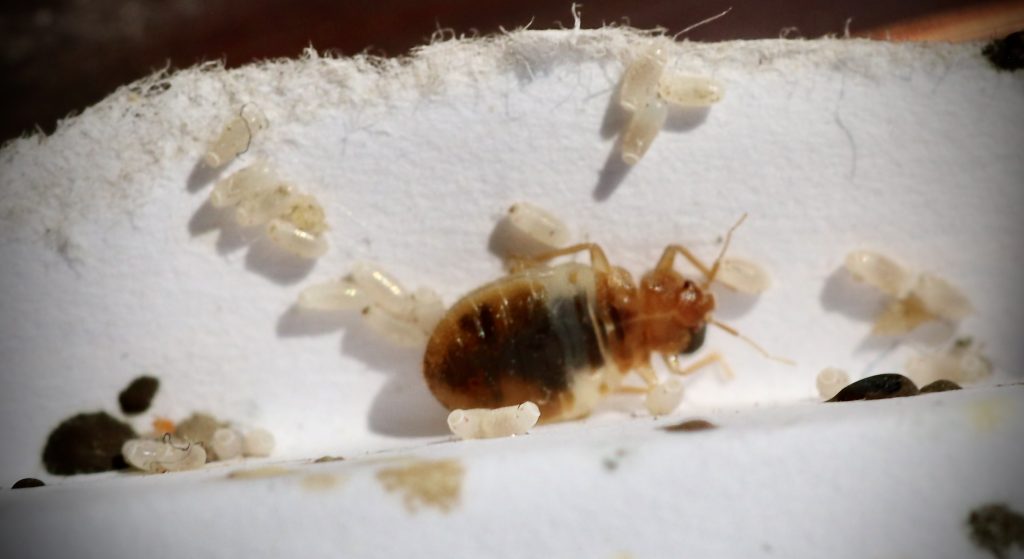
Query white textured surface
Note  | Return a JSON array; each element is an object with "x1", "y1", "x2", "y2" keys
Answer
[{"x1": 0, "y1": 29, "x2": 1023, "y2": 556}]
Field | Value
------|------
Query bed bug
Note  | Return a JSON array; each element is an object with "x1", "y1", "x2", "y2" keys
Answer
[{"x1": 422, "y1": 215, "x2": 777, "y2": 422}]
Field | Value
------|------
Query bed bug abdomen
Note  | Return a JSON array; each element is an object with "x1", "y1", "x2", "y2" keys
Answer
[{"x1": 423, "y1": 264, "x2": 611, "y2": 421}]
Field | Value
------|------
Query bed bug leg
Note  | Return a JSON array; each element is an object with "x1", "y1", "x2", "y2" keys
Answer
[
  {"x1": 510, "y1": 243, "x2": 613, "y2": 274},
  {"x1": 656, "y1": 214, "x2": 748, "y2": 286},
  {"x1": 664, "y1": 351, "x2": 734, "y2": 380},
  {"x1": 634, "y1": 362, "x2": 660, "y2": 386}
]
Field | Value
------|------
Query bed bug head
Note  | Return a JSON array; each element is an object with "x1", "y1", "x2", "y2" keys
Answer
[{"x1": 637, "y1": 268, "x2": 715, "y2": 356}]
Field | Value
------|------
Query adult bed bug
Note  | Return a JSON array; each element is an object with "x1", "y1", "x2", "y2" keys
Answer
[{"x1": 422, "y1": 215, "x2": 777, "y2": 422}]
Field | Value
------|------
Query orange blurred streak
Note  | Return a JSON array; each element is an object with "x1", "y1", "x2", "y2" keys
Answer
[
  {"x1": 860, "y1": 0, "x2": 1024, "y2": 41},
  {"x1": 152, "y1": 418, "x2": 176, "y2": 435}
]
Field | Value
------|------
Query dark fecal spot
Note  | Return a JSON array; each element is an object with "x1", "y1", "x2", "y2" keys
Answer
[
  {"x1": 827, "y1": 373, "x2": 918, "y2": 402},
  {"x1": 11, "y1": 478, "x2": 45, "y2": 489},
  {"x1": 919, "y1": 379, "x2": 963, "y2": 394},
  {"x1": 968, "y1": 504, "x2": 1024, "y2": 559},
  {"x1": 983, "y1": 32, "x2": 1024, "y2": 71},
  {"x1": 118, "y1": 375, "x2": 160, "y2": 415},
  {"x1": 663, "y1": 419, "x2": 717, "y2": 432},
  {"x1": 313, "y1": 456, "x2": 346, "y2": 463},
  {"x1": 42, "y1": 412, "x2": 136, "y2": 475}
]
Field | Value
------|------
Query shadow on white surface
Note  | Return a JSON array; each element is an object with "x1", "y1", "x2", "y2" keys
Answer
[
  {"x1": 819, "y1": 267, "x2": 887, "y2": 322},
  {"x1": 185, "y1": 157, "x2": 224, "y2": 193},
  {"x1": 244, "y1": 238, "x2": 316, "y2": 285},
  {"x1": 710, "y1": 286, "x2": 760, "y2": 320},
  {"x1": 187, "y1": 199, "x2": 252, "y2": 254}
]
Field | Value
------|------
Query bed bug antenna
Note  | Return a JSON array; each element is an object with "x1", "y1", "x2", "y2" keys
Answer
[
  {"x1": 712, "y1": 318, "x2": 795, "y2": 365},
  {"x1": 703, "y1": 213, "x2": 747, "y2": 288}
]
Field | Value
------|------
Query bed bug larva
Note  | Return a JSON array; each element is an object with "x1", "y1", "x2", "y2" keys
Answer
[
  {"x1": 506, "y1": 202, "x2": 571, "y2": 251},
  {"x1": 715, "y1": 257, "x2": 771, "y2": 294},
  {"x1": 816, "y1": 367, "x2": 850, "y2": 400},
  {"x1": 843, "y1": 250, "x2": 972, "y2": 334},
  {"x1": 657, "y1": 74, "x2": 725, "y2": 106},
  {"x1": 446, "y1": 401, "x2": 541, "y2": 440},
  {"x1": 619, "y1": 40, "x2": 670, "y2": 112},
  {"x1": 423, "y1": 215, "x2": 775, "y2": 423},
  {"x1": 203, "y1": 105, "x2": 268, "y2": 168},
  {"x1": 298, "y1": 263, "x2": 445, "y2": 346},
  {"x1": 617, "y1": 40, "x2": 725, "y2": 165},
  {"x1": 121, "y1": 436, "x2": 207, "y2": 473},
  {"x1": 621, "y1": 99, "x2": 669, "y2": 165},
  {"x1": 210, "y1": 160, "x2": 329, "y2": 259}
]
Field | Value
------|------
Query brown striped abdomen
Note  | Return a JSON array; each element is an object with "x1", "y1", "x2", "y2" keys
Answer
[{"x1": 423, "y1": 265, "x2": 610, "y2": 421}]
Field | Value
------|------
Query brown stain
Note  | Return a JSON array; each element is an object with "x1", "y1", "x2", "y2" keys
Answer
[
  {"x1": 968, "y1": 503, "x2": 1024, "y2": 558},
  {"x1": 227, "y1": 466, "x2": 293, "y2": 480},
  {"x1": 301, "y1": 472, "x2": 346, "y2": 492},
  {"x1": 313, "y1": 455, "x2": 346, "y2": 463},
  {"x1": 663, "y1": 419, "x2": 717, "y2": 432},
  {"x1": 375, "y1": 459, "x2": 464, "y2": 513}
]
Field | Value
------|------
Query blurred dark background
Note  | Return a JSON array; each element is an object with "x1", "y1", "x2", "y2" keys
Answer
[{"x1": 1, "y1": 0, "x2": 1021, "y2": 142}]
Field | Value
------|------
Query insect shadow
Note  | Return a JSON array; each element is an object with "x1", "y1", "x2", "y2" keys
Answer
[
  {"x1": 186, "y1": 157, "x2": 224, "y2": 193},
  {"x1": 819, "y1": 267, "x2": 956, "y2": 352},
  {"x1": 276, "y1": 305, "x2": 450, "y2": 437},
  {"x1": 187, "y1": 200, "x2": 315, "y2": 285}
]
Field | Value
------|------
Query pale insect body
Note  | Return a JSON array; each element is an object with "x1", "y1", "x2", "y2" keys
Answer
[
  {"x1": 122, "y1": 438, "x2": 207, "y2": 473},
  {"x1": 298, "y1": 263, "x2": 444, "y2": 346},
  {"x1": 844, "y1": 250, "x2": 913, "y2": 298},
  {"x1": 203, "y1": 105, "x2": 268, "y2": 168},
  {"x1": 447, "y1": 402, "x2": 541, "y2": 439},
  {"x1": 210, "y1": 160, "x2": 278, "y2": 208},
  {"x1": 912, "y1": 273, "x2": 972, "y2": 321},
  {"x1": 617, "y1": 40, "x2": 725, "y2": 165},
  {"x1": 211, "y1": 428, "x2": 243, "y2": 460},
  {"x1": 621, "y1": 99, "x2": 669, "y2": 165},
  {"x1": 657, "y1": 74, "x2": 725, "y2": 106},
  {"x1": 242, "y1": 428, "x2": 275, "y2": 458},
  {"x1": 843, "y1": 250, "x2": 972, "y2": 334},
  {"x1": 506, "y1": 203, "x2": 571, "y2": 250},
  {"x1": 619, "y1": 41, "x2": 669, "y2": 111},
  {"x1": 209, "y1": 161, "x2": 329, "y2": 259},
  {"x1": 236, "y1": 185, "x2": 299, "y2": 227},
  {"x1": 645, "y1": 378, "x2": 685, "y2": 415},
  {"x1": 298, "y1": 278, "x2": 368, "y2": 310},
  {"x1": 816, "y1": 367, "x2": 850, "y2": 400},
  {"x1": 266, "y1": 219, "x2": 328, "y2": 259},
  {"x1": 716, "y1": 257, "x2": 771, "y2": 294},
  {"x1": 905, "y1": 338, "x2": 992, "y2": 386}
]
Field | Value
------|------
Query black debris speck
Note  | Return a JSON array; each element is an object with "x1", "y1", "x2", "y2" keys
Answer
[
  {"x1": 663, "y1": 419, "x2": 717, "y2": 432},
  {"x1": 42, "y1": 412, "x2": 136, "y2": 475},
  {"x1": 968, "y1": 503, "x2": 1024, "y2": 559},
  {"x1": 118, "y1": 375, "x2": 160, "y2": 415},
  {"x1": 11, "y1": 478, "x2": 45, "y2": 489},
  {"x1": 827, "y1": 373, "x2": 919, "y2": 402},
  {"x1": 919, "y1": 379, "x2": 962, "y2": 394},
  {"x1": 983, "y1": 32, "x2": 1024, "y2": 72}
]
